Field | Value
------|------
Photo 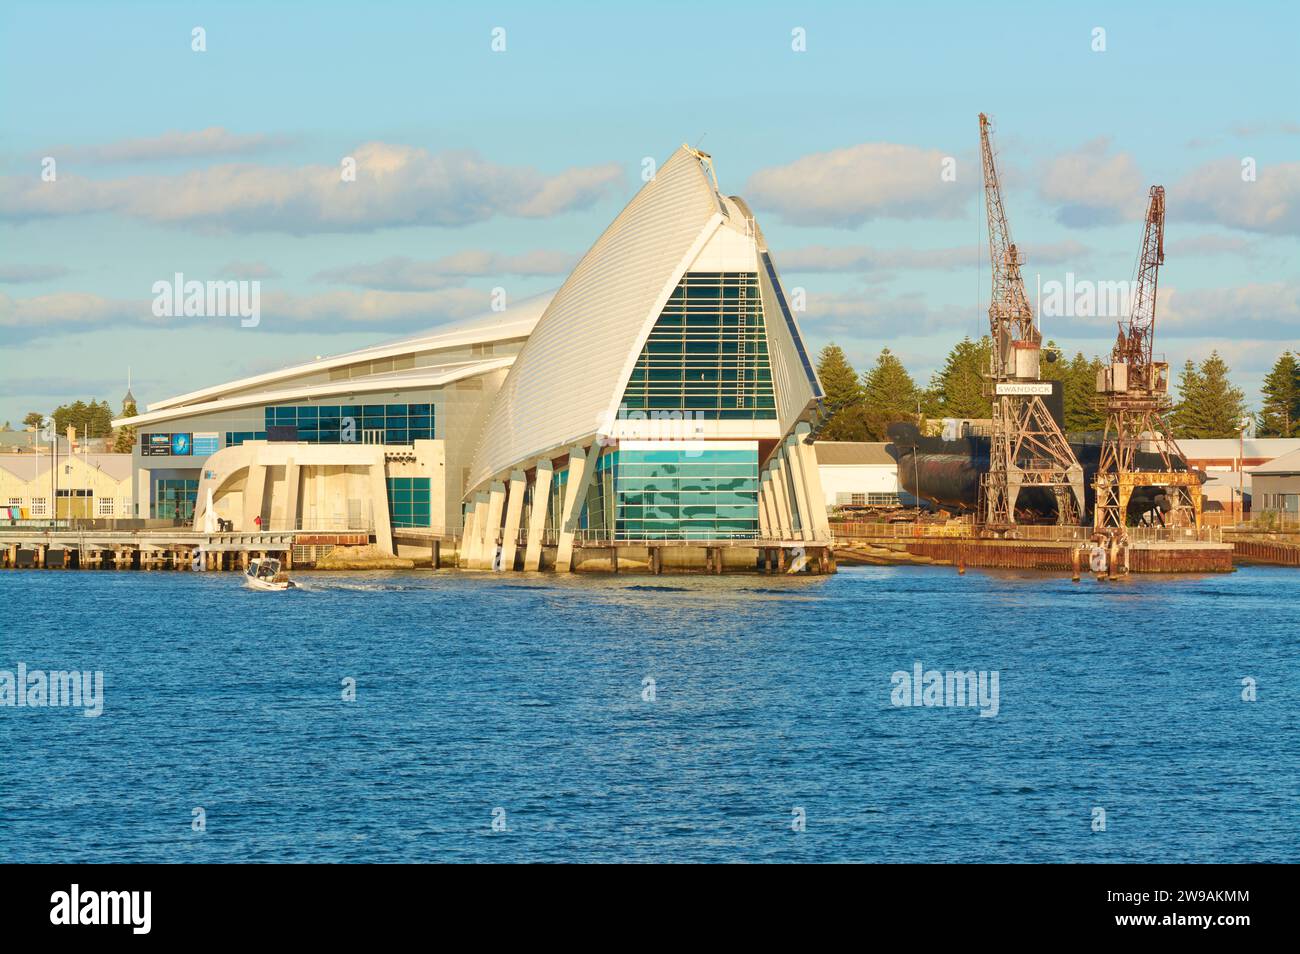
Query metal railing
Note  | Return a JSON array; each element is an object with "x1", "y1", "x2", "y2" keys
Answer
[{"x1": 830, "y1": 520, "x2": 1224, "y2": 544}]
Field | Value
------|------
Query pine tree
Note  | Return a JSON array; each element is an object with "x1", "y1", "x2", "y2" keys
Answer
[
  {"x1": 112, "y1": 396, "x2": 139, "y2": 453},
  {"x1": 928, "y1": 337, "x2": 991, "y2": 419},
  {"x1": 815, "y1": 343, "x2": 869, "y2": 441},
  {"x1": 1172, "y1": 352, "x2": 1247, "y2": 438},
  {"x1": 1258, "y1": 351, "x2": 1299, "y2": 437},
  {"x1": 861, "y1": 348, "x2": 920, "y2": 440},
  {"x1": 1063, "y1": 352, "x2": 1106, "y2": 432},
  {"x1": 23, "y1": 411, "x2": 45, "y2": 430}
]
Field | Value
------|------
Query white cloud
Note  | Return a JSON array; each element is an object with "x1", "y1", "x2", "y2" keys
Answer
[
  {"x1": 0, "y1": 285, "x2": 503, "y2": 340},
  {"x1": 1038, "y1": 138, "x2": 1146, "y2": 227},
  {"x1": 0, "y1": 144, "x2": 625, "y2": 233},
  {"x1": 0, "y1": 263, "x2": 71, "y2": 283},
  {"x1": 52, "y1": 127, "x2": 291, "y2": 163},
  {"x1": 314, "y1": 250, "x2": 576, "y2": 290},
  {"x1": 745, "y1": 143, "x2": 973, "y2": 227},
  {"x1": 776, "y1": 240, "x2": 1088, "y2": 274},
  {"x1": 1173, "y1": 158, "x2": 1300, "y2": 235},
  {"x1": 1159, "y1": 282, "x2": 1300, "y2": 339}
]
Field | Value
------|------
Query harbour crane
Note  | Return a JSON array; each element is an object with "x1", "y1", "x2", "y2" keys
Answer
[
  {"x1": 978, "y1": 113, "x2": 1085, "y2": 528},
  {"x1": 1093, "y1": 185, "x2": 1202, "y2": 530}
]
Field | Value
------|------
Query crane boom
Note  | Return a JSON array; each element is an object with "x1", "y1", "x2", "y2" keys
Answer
[{"x1": 976, "y1": 113, "x2": 1084, "y2": 529}]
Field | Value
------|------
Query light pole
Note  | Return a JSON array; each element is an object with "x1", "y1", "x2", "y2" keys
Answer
[{"x1": 44, "y1": 416, "x2": 56, "y2": 529}]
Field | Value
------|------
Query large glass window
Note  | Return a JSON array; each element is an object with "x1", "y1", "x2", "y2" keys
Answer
[
  {"x1": 621, "y1": 271, "x2": 776, "y2": 420},
  {"x1": 585, "y1": 445, "x2": 760, "y2": 540},
  {"x1": 264, "y1": 403, "x2": 434, "y2": 444},
  {"x1": 387, "y1": 477, "x2": 431, "y2": 527},
  {"x1": 155, "y1": 479, "x2": 198, "y2": 520}
]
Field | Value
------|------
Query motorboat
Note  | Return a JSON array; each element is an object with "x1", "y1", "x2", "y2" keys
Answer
[{"x1": 244, "y1": 557, "x2": 297, "y2": 591}]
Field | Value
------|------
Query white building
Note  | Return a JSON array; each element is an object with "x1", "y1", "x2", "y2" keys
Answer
[
  {"x1": 814, "y1": 442, "x2": 901, "y2": 508},
  {"x1": 113, "y1": 146, "x2": 830, "y2": 569}
]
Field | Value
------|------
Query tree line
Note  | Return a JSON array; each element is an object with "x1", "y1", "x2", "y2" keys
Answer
[
  {"x1": 15, "y1": 396, "x2": 139, "y2": 452},
  {"x1": 815, "y1": 341, "x2": 1298, "y2": 442}
]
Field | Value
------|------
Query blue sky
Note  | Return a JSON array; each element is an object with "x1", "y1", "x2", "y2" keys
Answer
[{"x1": 2, "y1": 0, "x2": 1297, "y2": 426}]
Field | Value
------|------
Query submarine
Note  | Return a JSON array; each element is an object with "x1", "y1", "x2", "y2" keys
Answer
[{"x1": 885, "y1": 420, "x2": 1201, "y2": 524}]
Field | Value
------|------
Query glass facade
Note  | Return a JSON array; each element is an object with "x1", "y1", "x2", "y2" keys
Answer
[
  {"x1": 387, "y1": 477, "x2": 432, "y2": 528},
  {"x1": 225, "y1": 431, "x2": 267, "y2": 447},
  {"x1": 621, "y1": 271, "x2": 776, "y2": 420},
  {"x1": 264, "y1": 403, "x2": 433, "y2": 445},
  {"x1": 155, "y1": 478, "x2": 198, "y2": 520},
  {"x1": 584, "y1": 445, "x2": 760, "y2": 540}
]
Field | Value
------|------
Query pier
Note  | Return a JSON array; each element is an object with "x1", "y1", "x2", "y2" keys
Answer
[
  {"x1": 1, "y1": 526, "x2": 837, "y2": 575},
  {"x1": 831, "y1": 521, "x2": 1235, "y2": 574}
]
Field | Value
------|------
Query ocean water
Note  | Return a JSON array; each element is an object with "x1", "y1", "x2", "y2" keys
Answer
[{"x1": 0, "y1": 564, "x2": 1295, "y2": 863}]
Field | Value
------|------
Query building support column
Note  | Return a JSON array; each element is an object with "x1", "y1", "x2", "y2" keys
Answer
[
  {"x1": 783, "y1": 437, "x2": 813, "y2": 542},
  {"x1": 498, "y1": 470, "x2": 527, "y2": 572},
  {"x1": 482, "y1": 481, "x2": 507, "y2": 570},
  {"x1": 758, "y1": 471, "x2": 775, "y2": 538},
  {"x1": 792, "y1": 422, "x2": 832, "y2": 542},
  {"x1": 283, "y1": 458, "x2": 300, "y2": 531},
  {"x1": 243, "y1": 460, "x2": 267, "y2": 532},
  {"x1": 460, "y1": 502, "x2": 478, "y2": 568},
  {"x1": 523, "y1": 461, "x2": 553, "y2": 571},
  {"x1": 368, "y1": 455, "x2": 394, "y2": 556},
  {"x1": 769, "y1": 459, "x2": 793, "y2": 540},
  {"x1": 555, "y1": 444, "x2": 597, "y2": 573},
  {"x1": 467, "y1": 492, "x2": 490, "y2": 568}
]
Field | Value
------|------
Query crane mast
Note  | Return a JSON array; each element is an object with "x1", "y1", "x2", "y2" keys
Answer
[
  {"x1": 1093, "y1": 185, "x2": 1202, "y2": 530},
  {"x1": 978, "y1": 113, "x2": 1085, "y2": 528}
]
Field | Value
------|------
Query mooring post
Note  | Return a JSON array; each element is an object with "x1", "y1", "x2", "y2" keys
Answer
[{"x1": 1071, "y1": 546, "x2": 1081, "y2": 582}]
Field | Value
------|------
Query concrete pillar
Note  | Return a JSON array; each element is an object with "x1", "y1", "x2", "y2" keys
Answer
[
  {"x1": 523, "y1": 461, "x2": 553, "y2": 572},
  {"x1": 137, "y1": 468, "x2": 151, "y2": 520},
  {"x1": 758, "y1": 472, "x2": 775, "y2": 538},
  {"x1": 283, "y1": 458, "x2": 301, "y2": 531},
  {"x1": 555, "y1": 445, "x2": 598, "y2": 573},
  {"x1": 243, "y1": 460, "x2": 267, "y2": 531},
  {"x1": 368, "y1": 455, "x2": 394, "y2": 556},
  {"x1": 792, "y1": 423, "x2": 832, "y2": 542},
  {"x1": 460, "y1": 501, "x2": 478, "y2": 568},
  {"x1": 769, "y1": 459, "x2": 792, "y2": 540},
  {"x1": 499, "y1": 470, "x2": 527, "y2": 572},
  {"x1": 467, "y1": 492, "x2": 490, "y2": 569},
  {"x1": 481, "y1": 482, "x2": 507, "y2": 570},
  {"x1": 783, "y1": 437, "x2": 813, "y2": 542}
]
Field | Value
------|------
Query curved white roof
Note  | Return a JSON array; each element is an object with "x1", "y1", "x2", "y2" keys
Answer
[
  {"x1": 466, "y1": 147, "x2": 729, "y2": 488},
  {"x1": 466, "y1": 147, "x2": 824, "y2": 492},
  {"x1": 141, "y1": 293, "x2": 553, "y2": 415}
]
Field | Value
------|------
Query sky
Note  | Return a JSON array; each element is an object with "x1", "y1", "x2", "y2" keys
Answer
[{"x1": 1, "y1": 0, "x2": 1297, "y2": 427}]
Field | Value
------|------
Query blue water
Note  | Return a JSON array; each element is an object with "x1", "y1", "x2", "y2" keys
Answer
[{"x1": 1, "y1": 565, "x2": 1295, "y2": 863}]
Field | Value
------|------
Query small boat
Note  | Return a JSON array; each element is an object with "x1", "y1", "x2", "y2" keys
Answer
[{"x1": 244, "y1": 557, "x2": 297, "y2": 591}]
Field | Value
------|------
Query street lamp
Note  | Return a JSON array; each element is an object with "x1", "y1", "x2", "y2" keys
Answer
[{"x1": 42, "y1": 416, "x2": 56, "y2": 529}]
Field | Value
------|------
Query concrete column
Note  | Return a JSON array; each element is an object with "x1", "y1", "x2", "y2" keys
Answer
[
  {"x1": 460, "y1": 501, "x2": 478, "y2": 568},
  {"x1": 758, "y1": 472, "x2": 774, "y2": 538},
  {"x1": 243, "y1": 459, "x2": 267, "y2": 531},
  {"x1": 769, "y1": 459, "x2": 792, "y2": 540},
  {"x1": 783, "y1": 438, "x2": 812, "y2": 542},
  {"x1": 523, "y1": 461, "x2": 553, "y2": 572},
  {"x1": 792, "y1": 423, "x2": 832, "y2": 542},
  {"x1": 283, "y1": 458, "x2": 300, "y2": 531},
  {"x1": 137, "y1": 468, "x2": 151, "y2": 520},
  {"x1": 481, "y1": 481, "x2": 507, "y2": 570},
  {"x1": 555, "y1": 445, "x2": 598, "y2": 573},
  {"x1": 499, "y1": 470, "x2": 527, "y2": 572},
  {"x1": 368, "y1": 455, "x2": 394, "y2": 555},
  {"x1": 467, "y1": 492, "x2": 490, "y2": 568}
]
